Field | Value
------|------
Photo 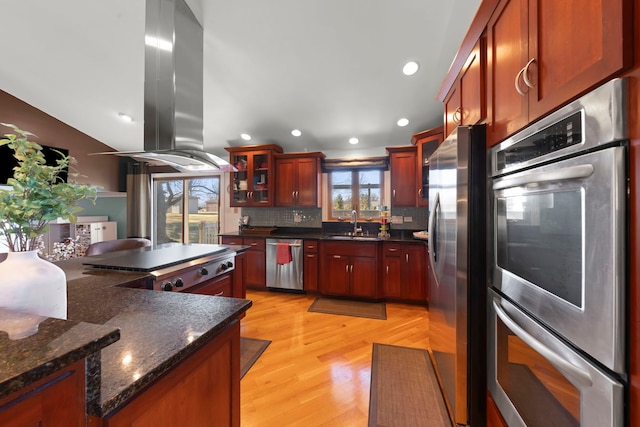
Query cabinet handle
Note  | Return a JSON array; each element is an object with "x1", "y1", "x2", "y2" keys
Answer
[
  {"x1": 393, "y1": 189, "x2": 396, "y2": 199},
  {"x1": 334, "y1": 255, "x2": 342, "y2": 259},
  {"x1": 215, "y1": 291, "x2": 224, "y2": 296},
  {"x1": 346, "y1": 265, "x2": 349, "y2": 273},
  {"x1": 292, "y1": 191, "x2": 296, "y2": 199},
  {"x1": 386, "y1": 265, "x2": 389, "y2": 274},
  {"x1": 515, "y1": 67, "x2": 527, "y2": 96},
  {"x1": 452, "y1": 107, "x2": 462, "y2": 125},
  {"x1": 522, "y1": 58, "x2": 536, "y2": 89},
  {"x1": 307, "y1": 254, "x2": 316, "y2": 258},
  {"x1": 350, "y1": 265, "x2": 353, "y2": 273},
  {"x1": 418, "y1": 188, "x2": 422, "y2": 197},
  {"x1": 250, "y1": 243, "x2": 258, "y2": 246},
  {"x1": 406, "y1": 253, "x2": 409, "y2": 263},
  {"x1": 295, "y1": 191, "x2": 299, "y2": 199}
]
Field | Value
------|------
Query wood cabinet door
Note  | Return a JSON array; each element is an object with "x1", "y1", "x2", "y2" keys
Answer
[
  {"x1": 389, "y1": 149, "x2": 417, "y2": 207},
  {"x1": 295, "y1": 157, "x2": 319, "y2": 207},
  {"x1": 0, "y1": 361, "x2": 85, "y2": 427},
  {"x1": 486, "y1": 0, "x2": 530, "y2": 146},
  {"x1": 400, "y1": 245, "x2": 426, "y2": 301},
  {"x1": 322, "y1": 254, "x2": 351, "y2": 296},
  {"x1": 444, "y1": 82, "x2": 461, "y2": 138},
  {"x1": 245, "y1": 245, "x2": 266, "y2": 288},
  {"x1": 527, "y1": 0, "x2": 631, "y2": 121},
  {"x1": 460, "y1": 38, "x2": 485, "y2": 127},
  {"x1": 274, "y1": 157, "x2": 296, "y2": 206},
  {"x1": 350, "y1": 256, "x2": 377, "y2": 298},
  {"x1": 303, "y1": 252, "x2": 319, "y2": 292},
  {"x1": 382, "y1": 255, "x2": 402, "y2": 298}
]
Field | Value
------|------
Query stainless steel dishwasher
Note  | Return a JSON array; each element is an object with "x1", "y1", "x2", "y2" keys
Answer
[{"x1": 266, "y1": 238, "x2": 303, "y2": 291}]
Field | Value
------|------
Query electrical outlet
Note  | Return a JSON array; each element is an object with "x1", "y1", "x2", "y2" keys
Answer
[
  {"x1": 404, "y1": 216, "x2": 413, "y2": 222},
  {"x1": 391, "y1": 215, "x2": 404, "y2": 224}
]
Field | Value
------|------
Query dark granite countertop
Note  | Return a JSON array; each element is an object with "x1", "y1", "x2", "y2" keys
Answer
[
  {"x1": 0, "y1": 246, "x2": 252, "y2": 418},
  {"x1": 0, "y1": 308, "x2": 120, "y2": 401},
  {"x1": 221, "y1": 228, "x2": 427, "y2": 244}
]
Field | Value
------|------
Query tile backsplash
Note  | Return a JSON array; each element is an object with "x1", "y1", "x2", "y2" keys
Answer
[
  {"x1": 241, "y1": 206, "x2": 427, "y2": 231},
  {"x1": 242, "y1": 207, "x2": 322, "y2": 228}
]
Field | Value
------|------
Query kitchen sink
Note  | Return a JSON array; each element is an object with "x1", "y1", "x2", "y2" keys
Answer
[{"x1": 324, "y1": 234, "x2": 382, "y2": 241}]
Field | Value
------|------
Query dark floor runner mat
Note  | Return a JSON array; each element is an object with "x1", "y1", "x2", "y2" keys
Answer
[
  {"x1": 368, "y1": 343, "x2": 451, "y2": 427},
  {"x1": 308, "y1": 297, "x2": 386, "y2": 320},
  {"x1": 240, "y1": 337, "x2": 271, "y2": 379}
]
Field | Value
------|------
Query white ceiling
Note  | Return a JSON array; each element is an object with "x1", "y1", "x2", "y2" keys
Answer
[{"x1": 0, "y1": 0, "x2": 480, "y2": 159}]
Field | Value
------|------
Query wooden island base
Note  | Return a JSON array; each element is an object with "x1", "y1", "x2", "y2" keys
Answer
[{"x1": 88, "y1": 321, "x2": 240, "y2": 427}]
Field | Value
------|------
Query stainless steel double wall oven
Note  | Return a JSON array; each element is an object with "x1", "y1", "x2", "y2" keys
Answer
[{"x1": 488, "y1": 79, "x2": 628, "y2": 426}]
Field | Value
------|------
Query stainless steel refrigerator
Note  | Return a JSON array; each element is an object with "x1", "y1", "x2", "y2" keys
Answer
[{"x1": 427, "y1": 125, "x2": 486, "y2": 427}]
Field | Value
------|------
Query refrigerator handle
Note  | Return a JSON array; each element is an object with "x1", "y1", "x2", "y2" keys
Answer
[{"x1": 428, "y1": 192, "x2": 440, "y2": 288}]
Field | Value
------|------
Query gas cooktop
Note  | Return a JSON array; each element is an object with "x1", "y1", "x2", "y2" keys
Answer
[{"x1": 82, "y1": 244, "x2": 230, "y2": 272}]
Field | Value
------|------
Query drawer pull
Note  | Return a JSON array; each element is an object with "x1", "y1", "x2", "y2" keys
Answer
[
  {"x1": 215, "y1": 291, "x2": 224, "y2": 296},
  {"x1": 388, "y1": 248, "x2": 398, "y2": 252}
]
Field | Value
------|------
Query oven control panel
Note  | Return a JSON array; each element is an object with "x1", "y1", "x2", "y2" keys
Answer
[{"x1": 153, "y1": 254, "x2": 236, "y2": 292}]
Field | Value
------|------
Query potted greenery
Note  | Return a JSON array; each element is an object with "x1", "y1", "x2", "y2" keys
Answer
[{"x1": 0, "y1": 123, "x2": 96, "y2": 320}]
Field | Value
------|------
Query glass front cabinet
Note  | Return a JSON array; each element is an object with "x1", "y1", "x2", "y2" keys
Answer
[
  {"x1": 412, "y1": 127, "x2": 443, "y2": 207},
  {"x1": 225, "y1": 145, "x2": 283, "y2": 207}
]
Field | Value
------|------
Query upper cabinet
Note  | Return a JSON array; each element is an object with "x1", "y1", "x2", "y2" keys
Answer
[
  {"x1": 444, "y1": 39, "x2": 485, "y2": 138},
  {"x1": 412, "y1": 127, "x2": 444, "y2": 207},
  {"x1": 275, "y1": 152, "x2": 325, "y2": 207},
  {"x1": 225, "y1": 145, "x2": 283, "y2": 207},
  {"x1": 486, "y1": 0, "x2": 632, "y2": 146},
  {"x1": 387, "y1": 146, "x2": 418, "y2": 207}
]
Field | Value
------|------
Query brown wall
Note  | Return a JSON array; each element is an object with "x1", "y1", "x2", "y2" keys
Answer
[{"x1": 0, "y1": 90, "x2": 121, "y2": 192}]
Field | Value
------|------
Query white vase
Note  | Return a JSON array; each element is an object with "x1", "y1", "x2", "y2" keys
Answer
[{"x1": 0, "y1": 250, "x2": 67, "y2": 319}]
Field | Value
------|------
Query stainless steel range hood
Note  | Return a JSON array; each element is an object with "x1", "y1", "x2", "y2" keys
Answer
[{"x1": 101, "y1": 0, "x2": 231, "y2": 172}]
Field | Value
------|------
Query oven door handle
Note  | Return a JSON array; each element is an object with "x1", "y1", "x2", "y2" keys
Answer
[
  {"x1": 492, "y1": 164, "x2": 594, "y2": 190},
  {"x1": 428, "y1": 191, "x2": 440, "y2": 288},
  {"x1": 493, "y1": 300, "x2": 593, "y2": 388}
]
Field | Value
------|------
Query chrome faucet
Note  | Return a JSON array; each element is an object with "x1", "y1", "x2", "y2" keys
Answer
[{"x1": 351, "y1": 209, "x2": 358, "y2": 235}]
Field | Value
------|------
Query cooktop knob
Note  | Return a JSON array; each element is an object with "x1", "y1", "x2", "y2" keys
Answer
[
  {"x1": 226, "y1": 261, "x2": 233, "y2": 268},
  {"x1": 220, "y1": 263, "x2": 228, "y2": 271},
  {"x1": 174, "y1": 278, "x2": 184, "y2": 288},
  {"x1": 162, "y1": 282, "x2": 174, "y2": 291},
  {"x1": 200, "y1": 267, "x2": 209, "y2": 276}
]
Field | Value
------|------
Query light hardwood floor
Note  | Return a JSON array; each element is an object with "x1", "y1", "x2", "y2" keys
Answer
[{"x1": 240, "y1": 290, "x2": 430, "y2": 427}]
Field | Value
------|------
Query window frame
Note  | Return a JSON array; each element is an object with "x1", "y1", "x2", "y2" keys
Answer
[{"x1": 327, "y1": 168, "x2": 384, "y2": 221}]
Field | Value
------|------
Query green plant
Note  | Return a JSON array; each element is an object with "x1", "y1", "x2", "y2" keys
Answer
[{"x1": 0, "y1": 123, "x2": 97, "y2": 252}]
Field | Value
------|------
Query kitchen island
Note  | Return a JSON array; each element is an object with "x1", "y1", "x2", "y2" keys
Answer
[{"x1": 0, "y1": 247, "x2": 251, "y2": 426}]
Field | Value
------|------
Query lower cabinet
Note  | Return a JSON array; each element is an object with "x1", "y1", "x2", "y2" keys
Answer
[
  {"x1": 0, "y1": 360, "x2": 86, "y2": 427},
  {"x1": 319, "y1": 241, "x2": 379, "y2": 298},
  {"x1": 382, "y1": 242, "x2": 427, "y2": 302},
  {"x1": 183, "y1": 273, "x2": 233, "y2": 297},
  {"x1": 221, "y1": 236, "x2": 266, "y2": 289},
  {"x1": 89, "y1": 321, "x2": 240, "y2": 427},
  {"x1": 303, "y1": 240, "x2": 319, "y2": 292}
]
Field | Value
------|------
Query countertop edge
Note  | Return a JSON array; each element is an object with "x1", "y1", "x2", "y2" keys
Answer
[{"x1": 0, "y1": 325, "x2": 120, "y2": 401}]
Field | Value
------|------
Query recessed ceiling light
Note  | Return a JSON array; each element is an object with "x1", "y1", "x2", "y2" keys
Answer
[
  {"x1": 397, "y1": 118, "x2": 409, "y2": 127},
  {"x1": 240, "y1": 133, "x2": 252, "y2": 141},
  {"x1": 402, "y1": 61, "x2": 420, "y2": 76},
  {"x1": 349, "y1": 137, "x2": 359, "y2": 145},
  {"x1": 291, "y1": 129, "x2": 302, "y2": 137},
  {"x1": 118, "y1": 113, "x2": 134, "y2": 122}
]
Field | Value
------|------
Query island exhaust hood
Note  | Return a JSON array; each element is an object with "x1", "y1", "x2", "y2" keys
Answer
[{"x1": 99, "y1": 0, "x2": 232, "y2": 172}]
